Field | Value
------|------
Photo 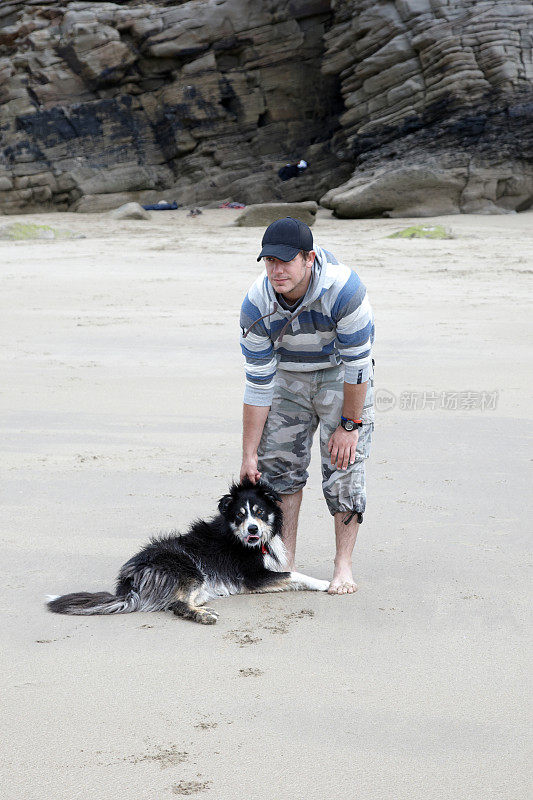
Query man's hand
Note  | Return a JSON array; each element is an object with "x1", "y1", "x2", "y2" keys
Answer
[
  {"x1": 240, "y1": 455, "x2": 261, "y2": 484},
  {"x1": 328, "y1": 426, "x2": 359, "y2": 471}
]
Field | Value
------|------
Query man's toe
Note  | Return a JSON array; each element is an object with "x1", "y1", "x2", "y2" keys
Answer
[{"x1": 328, "y1": 580, "x2": 358, "y2": 595}]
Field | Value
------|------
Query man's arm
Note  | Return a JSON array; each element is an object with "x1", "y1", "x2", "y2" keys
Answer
[
  {"x1": 240, "y1": 293, "x2": 277, "y2": 406},
  {"x1": 342, "y1": 379, "x2": 368, "y2": 422},
  {"x1": 328, "y1": 381, "x2": 368, "y2": 470},
  {"x1": 239, "y1": 290, "x2": 276, "y2": 482},
  {"x1": 329, "y1": 271, "x2": 374, "y2": 470},
  {"x1": 333, "y1": 272, "x2": 373, "y2": 388},
  {"x1": 240, "y1": 403, "x2": 270, "y2": 483}
]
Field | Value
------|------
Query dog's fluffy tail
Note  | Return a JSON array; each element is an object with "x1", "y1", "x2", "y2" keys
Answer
[{"x1": 47, "y1": 590, "x2": 140, "y2": 615}]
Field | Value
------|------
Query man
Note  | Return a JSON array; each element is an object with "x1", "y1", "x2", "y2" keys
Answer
[{"x1": 239, "y1": 217, "x2": 374, "y2": 594}]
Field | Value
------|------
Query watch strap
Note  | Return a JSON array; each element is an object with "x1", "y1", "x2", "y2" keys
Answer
[{"x1": 340, "y1": 416, "x2": 363, "y2": 430}]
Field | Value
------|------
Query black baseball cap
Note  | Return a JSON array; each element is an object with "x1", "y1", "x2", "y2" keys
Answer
[{"x1": 257, "y1": 217, "x2": 313, "y2": 262}]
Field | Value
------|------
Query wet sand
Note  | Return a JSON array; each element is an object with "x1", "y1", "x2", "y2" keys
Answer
[{"x1": 1, "y1": 207, "x2": 531, "y2": 799}]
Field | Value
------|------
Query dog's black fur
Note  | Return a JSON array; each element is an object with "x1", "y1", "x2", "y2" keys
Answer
[{"x1": 47, "y1": 479, "x2": 328, "y2": 624}]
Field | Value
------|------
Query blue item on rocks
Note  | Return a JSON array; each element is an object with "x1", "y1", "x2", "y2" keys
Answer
[{"x1": 142, "y1": 201, "x2": 178, "y2": 211}]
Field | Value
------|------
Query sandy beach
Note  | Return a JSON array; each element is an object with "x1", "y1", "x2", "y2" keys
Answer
[{"x1": 1, "y1": 207, "x2": 531, "y2": 799}]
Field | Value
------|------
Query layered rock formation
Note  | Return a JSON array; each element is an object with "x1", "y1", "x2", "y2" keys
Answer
[
  {"x1": 321, "y1": 0, "x2": 533, "y2": 215},
  {"x1": 0, "y1": 0, "x2": 349, "y2": 212},
  {"x1": 0, "y1": 0, "x2": 532, "y2": 216}
]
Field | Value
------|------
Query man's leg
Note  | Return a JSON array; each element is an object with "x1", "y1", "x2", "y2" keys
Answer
[
  {"x1": 315, "y1": 366, "x2": 374, "y2": 595},
  {"x1": 279, "y1": 489, "x2": 303, "y2": 569},
  {"x1": 329, "y1": 513, "x2": 359, "y2": 594},
  {"x1": 256, "y1": 372, "x2": 316, "y2": 569}
]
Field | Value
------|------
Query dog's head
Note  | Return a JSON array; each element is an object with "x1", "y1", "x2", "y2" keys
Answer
[{"x1": 218, "y1": 478, "x2": 282, "y2": 548}]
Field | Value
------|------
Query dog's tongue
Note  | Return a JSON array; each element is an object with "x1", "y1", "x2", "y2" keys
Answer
[{"x1": 246, "y1": 534, "x2": 260, "y2": 543}]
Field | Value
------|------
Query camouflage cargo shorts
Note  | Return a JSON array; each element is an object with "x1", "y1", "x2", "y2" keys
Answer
[{"x1": 257, "y1": 363, "x2": 374, "y2": 517}]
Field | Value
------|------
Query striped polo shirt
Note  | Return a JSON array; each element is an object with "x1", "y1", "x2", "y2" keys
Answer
[{"x1": 240, "y1": 246, "x2": 374, "y2": 406}]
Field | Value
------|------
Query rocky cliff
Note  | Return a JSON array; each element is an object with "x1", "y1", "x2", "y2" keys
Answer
[
  {"x1": 0, "y1": 0, "x2": 349, "y2": 212},
  {"x1": 0, "y1": 0, "x2": 531, "y2": 216},
  {"x1": 321, "y1": 0, "x2": 533, "y2": 215}
]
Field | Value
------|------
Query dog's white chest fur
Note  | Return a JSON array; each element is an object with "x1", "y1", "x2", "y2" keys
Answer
[{"x1": 263, "y1": 533, "x2": 288, "y2": 571}]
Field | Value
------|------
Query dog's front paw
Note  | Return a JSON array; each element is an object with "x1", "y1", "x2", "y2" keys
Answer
[
  {"x1": 316, "y1": 580, "x2": 330, "y2": 592},
  {"x1": 198, "y1": 611, "x2": 218, "y2": 625},
  {"x1": 195, "y1": 608, "x2": 218, "y2": 624}
]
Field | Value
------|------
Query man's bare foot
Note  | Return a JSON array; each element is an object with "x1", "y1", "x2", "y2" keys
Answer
[{"x1": 328, "y1": 564, "x2": 358, "y2": 595}]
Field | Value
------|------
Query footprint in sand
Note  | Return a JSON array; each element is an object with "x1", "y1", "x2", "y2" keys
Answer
[
  {"x1": 262, "y1": 607, "x2": 315, "y2": 635},
  {"x1": 36, "y1": 635, "x2": 72, "y2": 643},
  {"x1": 225, "y1": 609, "x2": 314, "y2": 644},
  {"x1": 172, "y1": 779, "x2": 211, "y2": 795},
  {"x1": 239, "y1": 668, "x2": 264, "y2": 677},
  {"x1": 224, "y1": 628, "x2": 262, "y2": 646},
  {"x1": 126, "y1": 744, "x2": 188, "y2": 769}
]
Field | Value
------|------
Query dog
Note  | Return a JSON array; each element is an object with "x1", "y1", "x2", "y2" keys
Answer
[{"x1": 47, "y1": 479, "x2": 329, "y2": 624}]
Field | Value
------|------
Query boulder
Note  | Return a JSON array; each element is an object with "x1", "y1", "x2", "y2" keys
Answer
[
  {"x1": 321, "y1": 145, "x2": 533, "y2": 218},
  {"x1": 234, "y1": 202, "x2": 318, "y2": 227},
  {"x1": 108, "y1": 202, "x2": 151, "y2": 220},
  {"x1": 321, "y1": 163, "x2": 467, "y2": 218},
  {"x1": 75, "y1": 192, "x2": 164, "y2": 212}
]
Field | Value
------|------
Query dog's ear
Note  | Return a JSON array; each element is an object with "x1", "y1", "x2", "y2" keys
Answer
[
  {"x1": 257, "y1": 480, "x2": 281, "y2": 505},
  {"x1": 218, "y1": 493, "x2": 233, "y2": 517}
]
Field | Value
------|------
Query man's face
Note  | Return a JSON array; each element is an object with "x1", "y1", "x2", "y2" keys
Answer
[{"x1": 264, "y1": 251, "x2": 315, "y2": 301}]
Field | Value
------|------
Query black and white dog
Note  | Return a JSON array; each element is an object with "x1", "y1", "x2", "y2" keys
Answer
[{"x1": 47, "y1": 479, "x2": 329, "y2": 624}]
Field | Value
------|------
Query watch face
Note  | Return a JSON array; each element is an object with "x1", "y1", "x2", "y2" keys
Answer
[{"x1": 343, "y1": 419, "x2": 355, "y2": 431}]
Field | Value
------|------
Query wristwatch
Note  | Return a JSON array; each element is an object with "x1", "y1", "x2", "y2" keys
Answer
[{"x1": 340, "y1": 416, "x2": 363, "y2": 431}]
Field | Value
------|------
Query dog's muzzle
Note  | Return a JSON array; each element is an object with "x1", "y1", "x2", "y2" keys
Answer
[{"x1": 245, "y1": 524, "x2": 261, "y2": 544}]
